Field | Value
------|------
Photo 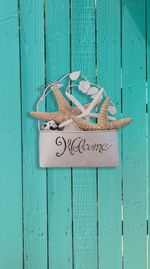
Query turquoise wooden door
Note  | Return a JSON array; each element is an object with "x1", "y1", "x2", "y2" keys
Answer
[{"x1": 0, "y1": 0, "x2": 149, "y2": 268}]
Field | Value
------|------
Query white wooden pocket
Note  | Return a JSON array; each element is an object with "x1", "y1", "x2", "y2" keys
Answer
[{"x1": 39, "y1": 130, "x2": 119, "y2": 167}]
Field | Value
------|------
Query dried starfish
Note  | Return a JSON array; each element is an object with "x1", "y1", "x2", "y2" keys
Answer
[
  {"x1": 72, "y1": 97, "x2": 132, "y2": 131},
  {"x1": 59, "y1": 88, "x2": 104, "y2": 128},
  {"x1": 30, "y1": 83, "x2": 99, "y2": 124}
]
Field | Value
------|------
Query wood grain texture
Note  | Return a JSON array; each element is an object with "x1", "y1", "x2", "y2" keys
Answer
[
  {"x1": 147, "y1": 0, "x2": 150, "y2": 266},
  {"x1": 19, "y1": 1, "x2": 47, "y2": 268},
  {"x1": 45, "y1": 1, "x2": 73, "y2": 268},
  {"x1": 71, "y1": 1, "x2": 98, "y2": 268},
  {"x1": 122, "y1": 0, "x2": 147, "y2": 268},
  {"x1": 0, "y1": 1, "x2": 23, "y2": 268},
  {"x1": 96, "y1": 1, "x2": 122, "y2": 268},
  {"x1": 0, "y1": 2, "x2": 149, "y2": 268}
]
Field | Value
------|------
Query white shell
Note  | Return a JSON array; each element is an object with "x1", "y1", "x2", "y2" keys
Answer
[
  {"x1": 78, "y1": 80, "x2": 90, "y2": 93},
  {"x1": 70, "y1": 71, "x2": 80, "y2": 80},
  {"x1": 42, "y1": 120, "x2": 59, "y2": 130},
  {"x1": 108, "y1": 105, "x2": 117, "y2": 115},
  {"x1": 88, "y1": 87, "x2": 98, "y2": 95},
  {"x1": 63, "y1": 122, "x2": 82, "y2": 132}
]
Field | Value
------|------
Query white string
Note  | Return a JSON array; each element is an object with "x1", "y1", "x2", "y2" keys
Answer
[
  {"x1": 65, "y1": 84, "x2": 80, "y2": 92},
  {"x1": 56, "y1": 73, "x2": 70, "y2": 83},
  {"x1": 81, "y1": 74, "x2": 103, "y2": 89}
]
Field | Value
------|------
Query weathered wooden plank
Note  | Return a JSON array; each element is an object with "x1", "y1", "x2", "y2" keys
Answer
[
  {"x1": 19, "y1": 0, "x2": 47, "y2": 268},
  {"x1": 96, "y1": 1, "x2": 122, "y2": 269},
  {"x1": 71, "y1": 1, "x2": 98, "y2": 268},
  {"x1": 0, "y1": 1, "x2": 23, "y2": 268},
  {"x1": 122, "y1": 0, "x2": 147, "y2": 268},
  {"x1": 45, "y1": 1, "x2": 72, "y2": 268}
]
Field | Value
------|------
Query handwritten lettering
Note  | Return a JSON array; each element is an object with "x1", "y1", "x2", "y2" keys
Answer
[{"x1": 55, "y1": 136, "x2": 112, "y2": 157}]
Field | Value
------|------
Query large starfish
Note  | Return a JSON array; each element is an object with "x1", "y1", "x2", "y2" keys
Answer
[
  {"x1": 72, "y1": 97, "x2": 132, "y2": 131},
  {"x1": 30, "y1": 83, "x2": 99, "y2": 124}
]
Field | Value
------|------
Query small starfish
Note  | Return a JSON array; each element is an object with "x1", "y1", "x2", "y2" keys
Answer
[
  {"x1": 72, "y1": 97, "x2": 132, "y2": 131},
  {"x1": 30, "y1": 83, "x2": 99, "y2": 124}
]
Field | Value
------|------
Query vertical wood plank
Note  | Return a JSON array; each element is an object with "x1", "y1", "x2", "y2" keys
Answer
[
  {"x1": 96, "y1": 1, "x2": 122, "y2": 269},
  {"x1": 0, "y1": 1, "x2": 23, "y2": 268},
  {"x1": 19, "y1": 1, "x2": 47, "y2": 268},
  {"x1": 71, "y1": 1, "x2": 98, "y2": 268},
  {"x1": 122, "y1": 0, "x2": 147, "y2": 268},
  {"x1": 45, "y1": 1, "x2": 72, "y2": 268},
  {"x1": 147, "y1": 0, "x2": 150, "y2": 266}
]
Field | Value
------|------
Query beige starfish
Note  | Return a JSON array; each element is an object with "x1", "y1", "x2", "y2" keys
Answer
[
  {"x1": 72, "y1": 97, "x2": 132, "y2": 131},
  {"x1": 30, "y1": 83, "x2": 100, "y2": 124}
]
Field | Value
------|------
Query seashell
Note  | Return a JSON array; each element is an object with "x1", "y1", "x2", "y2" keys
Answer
[
  {"x1": 63, "y1": 122, "x2": 82, "y2": 132},
  {"x1": 70, "y1": 71, "x2": 80, "y2": 80},
  {"x1": 78, "y1": 80, "x2": 90, "y2": 93},
  {"x1": 42, "y1": 120, "x2": 60, "y2": 130},
  {"x1": 87, "y1": 87, "x2": 98, "y2": 96},
  {"x1": 108, "y1": 104, "x2": 117, "y2": 115}
]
